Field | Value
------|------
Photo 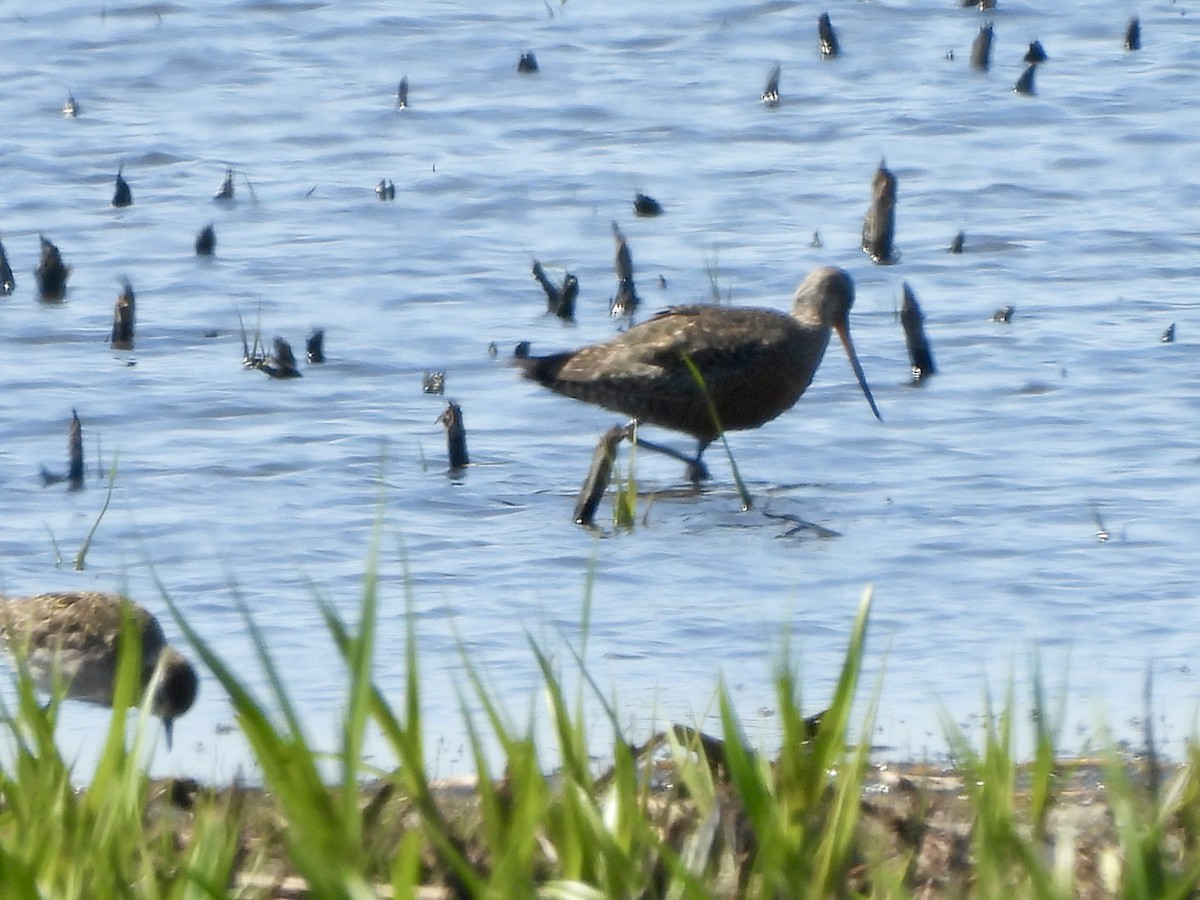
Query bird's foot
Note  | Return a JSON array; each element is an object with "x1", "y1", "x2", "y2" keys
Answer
[{"x1": 684, "y1": 458, "x2": 710, "y2": 484}]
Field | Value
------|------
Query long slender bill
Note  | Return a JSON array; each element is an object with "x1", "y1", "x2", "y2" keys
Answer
[{"x1": 834, "y1": 321, "x2": 882, "y2": 421}]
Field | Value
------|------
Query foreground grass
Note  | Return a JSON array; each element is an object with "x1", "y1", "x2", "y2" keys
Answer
[{"x1": 1, "y1": 579, "x2": 1198, "y2": 898}]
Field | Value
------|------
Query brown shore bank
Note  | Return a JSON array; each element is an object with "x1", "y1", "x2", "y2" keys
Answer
[{"x1": 138, "y1": 752, "x2": 1178, "y2": 899}]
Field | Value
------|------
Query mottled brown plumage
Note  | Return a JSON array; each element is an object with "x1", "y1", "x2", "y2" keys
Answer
[
  {"x1": 517, "y1": 265, "x2": 880, "y2": 473},
  {"x1": 0, "y1": 591, "x2": 198, "y2": 748}
]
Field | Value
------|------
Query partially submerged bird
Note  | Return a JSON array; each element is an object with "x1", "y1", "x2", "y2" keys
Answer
[
  {"x1": 0, "y1": 591, "x2": 198, "y2": 748},
  {"x1": 516, "y1": 265, "x2": 881, "y2": 480}
]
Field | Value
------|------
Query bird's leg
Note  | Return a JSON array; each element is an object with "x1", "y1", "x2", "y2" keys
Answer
[{"x1": 633, "y1": 436, "x2": 711, "y2": 483}]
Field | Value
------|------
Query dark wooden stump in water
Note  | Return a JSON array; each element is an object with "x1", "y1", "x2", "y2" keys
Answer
[
  {"x1": 67, "y1": 410, "x2": 84, "y2": 490},
  {"x1": 532, "y1": 260, "x2": 578, "y2": 320},
  {"x1": 0, "y1": 235, "x2": 14, "y2": 294},
  {"x1": 40, "y1": 410, "x2": 85, "y2": 490},
  {"x1": 36, "y1": 235, "x2": 70, "y2": 302},
  {"x1": 438, "y1": 401, "x2": 469, "y2": 470},
  {"x1": 970, "y1": 24, "x2": 993, "y2": 71},
  {"x1": 213, "y1": 167, "x2": 235, "y2": 201},
  {"x1": 1013, "y1": 64, "x2": 1037, "y2": 95},
  {"x1": 861, "y1": 162, "x2": 897, "y2": 264},
  {"x1": 609, "y1": 222, "x2": 640, "y2": 316},
  {"x1": 818, "y1": 13, "x2": 839, "y2": 58},
  {"x1": 112, "y1": 165, "x2": 133, "y2": 208},
  {"x1": 573, "y1": 424, "x2": 632, "y2": 526},
  {"x1": 760, "y1": 63, "x2": 780, "y2": 106},
  {"x1": 306, "y1": 328, "x2": 325, "y2": 364},
  {"x1": 899, "y1": 283, "x2": 936, "y2": 383},
  {"x1": 195, "y1": 224, "x2": 216, "y2": 256},
  {"x1": 633, "y1": 193, "x2": 663, "y2": 217},
  {"x1": 1124, "y1": 17, "x2": 1140, "y2": 52},
  {"x1": 110, "y1": 280, "x2": 135, "y2": 350}
]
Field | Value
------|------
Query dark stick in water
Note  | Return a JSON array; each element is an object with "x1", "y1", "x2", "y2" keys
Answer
[
  {"x1": 306, "y1": 328, "x2": 325, "y2": 363},
  {"x1": 110, "y1": 280, "x2": 135, "y2": 350},
  {"x1": 818, "y1": 13, "x2": 839, "y2": 58},
  {"x1": 610, "y1": 221, "x2": 640, "y2": 316},
  {"x1": 532, "y1": 260, "x2": 562, "y2": 312},
  {"x1": 67, "y1": 409, "x2": 84, "y2": 490},
  {"x1": 112, "y1": 164, "x2": 133, "y2": 208},
  {"x1": 532, "y1": 260, "x2": 578, "y2": 320},
  {"x1": 195, "y1": 224, "x2": 216, "y2": 256},
  {"x1": 760, "y1": 62, "x2": 780, "y2": 106},
  {"x1": 899, "y1": 283, "x2": 936, "y2": 382},
  {"x1": 36, "y1": 235, "x2": 70, "y2": 301},
  {"x1": 861, "y1": 161, "x2": 897, "y2": 264},
  {"x1": 0, "y1": 234, "x2": 14, "y2": 294},
  {"x1": 1013, "y1": 64, "x2": 1037, "y2": 95},
  {"x1": 573, "y1": 424, "x2": 631, "y2": 526},
  {"x1": 438, "y1": 401, "x2": 469, "y2": 470},
  {"x1": 1124, "y1": 17, "x2": 1140, "y2": 52},
  {"x1": 633, "y1": 193, "x2": 663, "y2": 217},
  {"x1": 213, "y1": 167, "x2": 234, "y2": 201},
  {"x1": 970, "y1": 24, "x2": 993, "y2": 71}
]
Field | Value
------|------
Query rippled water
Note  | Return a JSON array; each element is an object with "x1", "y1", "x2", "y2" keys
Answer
[{"x1": 2, "y1": 1, "x2": 1198, "y2": 780}]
